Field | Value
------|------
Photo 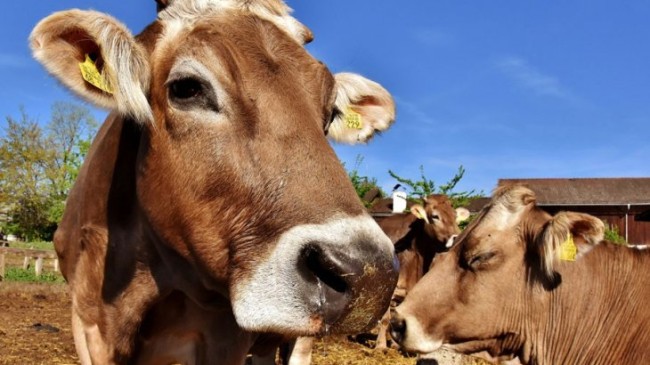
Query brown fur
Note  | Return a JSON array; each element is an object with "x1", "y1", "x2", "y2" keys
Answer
[{"x1": 394, "y1": 185, "x2": 650, "y2": 364}]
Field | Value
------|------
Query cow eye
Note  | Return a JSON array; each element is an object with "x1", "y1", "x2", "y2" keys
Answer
[
  {"x1": 468, "y1": 251, "x2": 496, "y2": 269},
  {"x1": 430, "y1": 214, "x2": 440, "y2": 221},
  {"x1": 169, "y1": 78, "x2": 203, "y2": 100}
]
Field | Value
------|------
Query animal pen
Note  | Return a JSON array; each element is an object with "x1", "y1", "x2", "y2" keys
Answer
[{"x1": 0, "y1": 244, "x2": 59, "y2": 280}]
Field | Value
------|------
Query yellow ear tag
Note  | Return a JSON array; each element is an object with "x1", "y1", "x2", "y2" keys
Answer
[
  {"x1": 79, "y1": 54, "x2": 114, "y2": 94},
  {"x1": 559, "y1": 233, "x2": 577, "y2": 262},
  {"x1": 345, "y1": 107, "x2": 363, "y2": 130}
]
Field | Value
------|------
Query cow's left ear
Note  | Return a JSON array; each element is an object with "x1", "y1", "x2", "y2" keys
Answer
[
  {"x1": 327, "y1": 73, "x2": 395, "y2": 144},
  {"x1": 536, "y1": 211, "x2": 604, "y2": 282}
]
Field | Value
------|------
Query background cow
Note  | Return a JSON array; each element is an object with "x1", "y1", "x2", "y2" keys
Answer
[
  {"x1": 392, "y1": 185, "x2": 650, "y2": 364},
  {"x1": 31, "y1": 1, "x2": 399, "y2": 364},
  {"x1": 374, "y1": 194, "x2": 468, "y2": 350}
]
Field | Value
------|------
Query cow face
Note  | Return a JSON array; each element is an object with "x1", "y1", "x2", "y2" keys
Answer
[
  {"x1": 31, "y1": 1, "x2": 397, "y2": 336},
  {"x1": 391, "y1": 185, "x2": 604, "y2": 356},
  {"x1": 410, "y1": 195, "x2": 466, "y2": 246}
]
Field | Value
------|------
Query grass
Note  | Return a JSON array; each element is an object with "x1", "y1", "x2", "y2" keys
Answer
[
  {"x1": 6, "y1": 240, "x2": 55, "y2": 250},
  {"x1": 1, "y1": 240, "x2": 63, "y2": 284},
  {"x1": 2, "y1": 267, "x2": 65, "y2": 284}
]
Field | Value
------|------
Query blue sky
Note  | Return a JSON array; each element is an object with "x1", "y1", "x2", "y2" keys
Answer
[{"x1": 2, "y1": 1, "x2": 649, "y2": 195}]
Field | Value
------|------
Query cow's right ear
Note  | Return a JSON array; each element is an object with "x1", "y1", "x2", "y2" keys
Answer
[
  {"x1": 535, "y1": 211, "x2": 604, "y2": 284},
  {"x1": 410, "y1": 205, "x2": 429, "y2": 224},
  {"x1": 30, "y1": 10, "x2": 152, "y2": 123}
]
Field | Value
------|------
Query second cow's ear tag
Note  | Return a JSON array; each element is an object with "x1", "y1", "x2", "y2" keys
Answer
[
  {"x1": 559, "y1": 233, "x2": 577, "y2": 262},
  {"x1": 79, "y1": 54, "x2": 114, "y2": 94}
]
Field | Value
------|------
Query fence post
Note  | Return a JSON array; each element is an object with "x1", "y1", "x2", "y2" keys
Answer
[
  {"x1": 35, "y1": 257, "x2": 44, "y2": 277},
  {"x1": 23, "y1": 256, "x2": 30, "y2": 270},
  {"x1": 53, "y1": 258, "x2": 59, "y2": 272},
  {"x1": 0, "y1": 253, "x2": 5, "y2": 280}
]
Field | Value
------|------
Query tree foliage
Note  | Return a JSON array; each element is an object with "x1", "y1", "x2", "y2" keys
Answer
[
  {"x1": 388, "y1": 165, "x2": 482, "y2": 208},
  {"x1": 346, "y1": 155, "x2": 384, "y2": 208},
  {"x1": 0, "y1": 102, "x2": 97, "y2": 240}
]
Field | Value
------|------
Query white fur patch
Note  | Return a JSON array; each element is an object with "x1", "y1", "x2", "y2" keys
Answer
[
  {"x1": 485, "y1": 202, "x2": 525, "y2": 231},
  {"x1": 230, "y1": 215, "x2": 394, "y2": 334}
]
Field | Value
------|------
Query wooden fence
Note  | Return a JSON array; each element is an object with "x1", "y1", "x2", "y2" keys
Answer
[{"x1": 0, "y1": 244, "x2": 59, "y2": 279}]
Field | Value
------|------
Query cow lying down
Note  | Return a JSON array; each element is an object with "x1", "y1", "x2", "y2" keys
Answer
[
  {"x1": 392, "y1": 184, "x2": 650, "y2": 364},
  {"x1": 30, "y1": 1, "x2": 398, "y2": 364}
]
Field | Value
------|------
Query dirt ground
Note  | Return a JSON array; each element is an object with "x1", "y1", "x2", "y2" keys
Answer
[
  {"x1": 0, "y1": 283, "x2": 77, "y2": 365},
  {"x1": 0, "y1": 283, "x2": 486, "y2": 365}
]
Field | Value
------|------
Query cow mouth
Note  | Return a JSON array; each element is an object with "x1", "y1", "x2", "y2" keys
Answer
[{"x1": 443, "y1": 333, "x2": 517, "y2": 355}]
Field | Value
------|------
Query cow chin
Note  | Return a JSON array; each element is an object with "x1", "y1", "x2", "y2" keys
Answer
[{"x1": 230, "y1": 215, "x2": 398, "y2": 336}]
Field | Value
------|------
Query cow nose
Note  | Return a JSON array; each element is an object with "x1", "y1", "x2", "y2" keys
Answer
[
  {"x1": 390, "y1": 312, "x2": 407, "y2": 344},
  {"x1": 299, "y1": 240, "x2": 398, "y2": 331},
  {"x1": 300, "y1": 244, "x2": 352, "y2": 323}
]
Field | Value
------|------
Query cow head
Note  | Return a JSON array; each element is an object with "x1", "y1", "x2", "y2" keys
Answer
[
  {"x1": 409, "y1": 195, "x2": 468, "y2": 247},
  {"x1": 391, "y1": 185, "x2": 604, "y2": 356},
  {"x1": 31, "y1": 0, "x2": 397, "y2": 336}
]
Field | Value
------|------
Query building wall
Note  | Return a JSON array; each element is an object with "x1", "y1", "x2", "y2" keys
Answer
[{"x1": 597, "y1": 214, "x2": 650, "y2": 245}]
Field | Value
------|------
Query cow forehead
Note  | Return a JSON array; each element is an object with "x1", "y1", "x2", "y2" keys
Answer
[
  {"x1": 153, "y1": 10, "x2": 324, "y2": 80},
  {"x1": 158, "y1": 0, "x2": 309, "y2": 44},
  {"x1": 477, "y1": 187, "x2": 533, "y2": 231},
  {"x1": 456, "y1": 197, "x2": 536, "y2": 255},
  {"x1": 424, "y1": 196, "x2": 449, "y2": 211}
]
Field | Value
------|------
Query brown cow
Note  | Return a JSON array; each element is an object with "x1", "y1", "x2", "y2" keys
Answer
[
  {"x1": 30, "y1": 1, "x2": 399, "y2": 364},
  {"x1": 391, "y1": 185, "x2": 650, "y2": 364},
  {"x1": 374, "y1": 195, "x2": 468, "y2": 350}
]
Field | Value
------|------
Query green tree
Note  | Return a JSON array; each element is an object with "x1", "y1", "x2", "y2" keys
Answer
[
  {"x1": 346, "y1": 155, "x2": 384, "y2": 208},
  {"x1": 0, "y1": 108, "x2": 51, "y2": 240},
  {"x1": 0, "y1": 102, "x2": 96, "y2": 240},
  {"x1": 43, "y1": 102, "x2": 97, "y2": 224},
  {"x1": 388, "y1": 165, "x2": 482, "y2": 208}
]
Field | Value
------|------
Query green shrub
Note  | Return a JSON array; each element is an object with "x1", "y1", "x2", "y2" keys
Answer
[
  {"x1": 603, "y1": 223, "x2": 626, "y2": 245},
  {"x1": 3, "y1": 267, "x2": 65, "y2": 283}
]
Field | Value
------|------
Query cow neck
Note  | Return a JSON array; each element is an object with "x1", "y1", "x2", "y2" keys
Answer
[{"x1": 524, "y1": 243, "x2": 650, "y2": 364}]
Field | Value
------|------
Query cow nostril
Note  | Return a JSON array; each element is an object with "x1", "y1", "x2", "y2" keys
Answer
[
  {"x1": 389, "y1": 315, "x2": 407, "y2": 344},
  {"x1": 303, "y1": 246, "x2": 348, "y2": 294}
]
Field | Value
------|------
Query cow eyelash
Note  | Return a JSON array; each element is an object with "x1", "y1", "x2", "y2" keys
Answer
[{"x1": 467, "y1": 251, "x2": 496, "y2": 269}]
